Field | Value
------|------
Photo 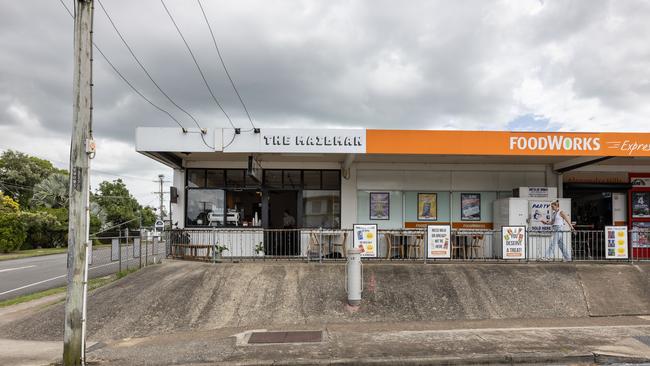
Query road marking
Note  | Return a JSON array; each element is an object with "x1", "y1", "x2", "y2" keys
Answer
[
  {"x1": 0, "y1": 261, "x2": 119, "y2": 296},
  {"x1": 0, "y1": 265, "x2": 36, "y2": 273}
]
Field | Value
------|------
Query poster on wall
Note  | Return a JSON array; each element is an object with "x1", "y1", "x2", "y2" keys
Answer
[
  {"x1": 632, "y1": 222, "x2": 650, "y2": 248},
  {"x1": 632, "y1": 192, "x2": 650, "y2": 218},
  {"x1": 427, "y1": 225, "x2": 451, "y2": 258},
  {"x1": 502, "y1": 226, "x2": 526, "y2": 259},
  {"x1": 461, "y1": 193, "x2": 481, "y2": 221},
  {"x1": 605, "y1": 226, "x2": 629, "y2": 259},
  {"x1": 529, "y1": 201, "x2": 552, "y2": 232},
  {"x1": 418, "y1": 193, "x2": 437, "y2": 221},
  {"x1": 369, "y1": 192, "x2": 390, "y2": 220},
  {"x1": 353, "y1": 224, "x2": 378, "y2": 258}
]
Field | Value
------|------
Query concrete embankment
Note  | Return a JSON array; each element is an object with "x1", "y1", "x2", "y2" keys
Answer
[{"x1": 1, "y1": 261, "x2": 649, "y2": 341}]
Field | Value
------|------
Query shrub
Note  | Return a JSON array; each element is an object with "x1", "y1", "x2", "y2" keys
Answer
[{"x1": 0, "y1": 194, "x2": 26, "y2": 253}]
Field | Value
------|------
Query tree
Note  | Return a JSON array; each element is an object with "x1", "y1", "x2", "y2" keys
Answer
[
  {"x1": 140, "y1": 206, "x2": 157, "y2": 227},
  {"x1": 31, "y1": 172, "x2": 70, "y2": 209},
  {"x1": 0, "y1": 150, "x2": 66, "y2": 208},
  {"x1": 22, "y1": 210, "x2": 62, "y2": 249},
  {"x1": 94, "y1": 179, "x2": 141, "y2": 230},
  {"x1": 0, "y1": 193, "x2": 26, "y2": 252}
]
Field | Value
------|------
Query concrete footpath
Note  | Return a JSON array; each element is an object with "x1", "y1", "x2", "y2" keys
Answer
[{"x1": 32, "y1": 316, "x2": 650, "y2": 365}]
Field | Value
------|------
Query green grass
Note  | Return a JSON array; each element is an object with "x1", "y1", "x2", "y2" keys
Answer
[
  {"x1": 0, "y1": 268, "x2": 140, "y2": 308},
  {"x1": 0, "y1": 244, "x2": 114, "y2": 262},
  {"x1": 0, "y1": 247, "x2": 68, "y2": 261}
]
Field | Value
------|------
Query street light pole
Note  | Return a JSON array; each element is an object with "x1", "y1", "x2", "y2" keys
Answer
[{"x1": 63, "y1": 1, "x2": 94, "y2": 365}]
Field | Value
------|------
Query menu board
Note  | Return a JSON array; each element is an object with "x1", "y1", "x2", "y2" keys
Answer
[
  {"x1": 353, "y1": 224, "x2": 378, "y2": 258},
  {"x1": 502, "y1": 226, "x2": 526, "y2": 259},
  {"x1": 427, "y1": 225, "x2": 451, "y2": 258},
  {"x1": 605, "y1": 226, "x2": 628, "y2": 259}
]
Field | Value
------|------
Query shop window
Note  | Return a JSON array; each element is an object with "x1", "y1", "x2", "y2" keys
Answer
[
  {"x1": 206, "y1": 170, "x2": 225, "y2": 188},
  {"x1": 226, "y1": 170, "x2": 245, "y2": 188},
  {"x1": 187, "y1": 169, "x2": 206, "y2": 188},
  {"x1": 283, "y1": 170, "x2": 301, "y2": 189},
  {"x1": 303, "y1": 170, "x2": 321, "y2": 189},
  {"x1": 226, "y1": 191, "x2": 262, "y2": 227},
  {"x1": 322, "y1": 170, "x2": 340, "y2": 190},
  {"x1": 264, "y1": 170, "x2": 282, "y2": 188},
  {"x1": 186, "y1": 189, "x2": 224, "y2": 226},
  {"x1": 302, "y1": 190, "x2": 341, "y2": 228}
]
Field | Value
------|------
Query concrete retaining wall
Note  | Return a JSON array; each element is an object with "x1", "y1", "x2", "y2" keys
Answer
[{"x1": 2, "y1": 261, "x2": 649, "y2": 341}]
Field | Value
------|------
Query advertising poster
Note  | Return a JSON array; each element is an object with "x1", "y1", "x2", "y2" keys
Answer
[
  {"x1": 418, "y1": 193, "x2": 437, "y2": 221},
  {"x1": 632, "y1": 222, "x2": 650, "y2": 248},
  {"x1": 529, "y1": 201, "x2": 552, "y2": 232},
  {"x1": 632, "y1": 192, "x2": 650, "y2": 218},
  {"x1": 369, "y1": 192, "x2": 390, "y2": 220},
  {"x1": 605, "y1": 226, "x2": 628, "y2": 259},
  {"x1": 353, "y1": 224, "x2": 378, "y2": 258},
  {"x1": 427, "y1": 225, "x2": 451, "y2": 258},
  {"x1": 527, "y1": 187, "x2": 549, "y2": 198},
  {"x1": 502, "y1": 226, "x2": 526, "y2": 259},
  {"x1": 461, "y1": 193, "x2": 481, "y2": 221}
]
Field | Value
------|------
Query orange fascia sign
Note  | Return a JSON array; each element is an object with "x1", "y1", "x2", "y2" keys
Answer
[{"x1": 366, "y1": 130, "x2": 650, "y2": 157}]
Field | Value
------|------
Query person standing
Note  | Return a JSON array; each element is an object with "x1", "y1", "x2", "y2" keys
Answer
[{"x1": 541, "y1": 200, "x2": 575, "y2": 261}]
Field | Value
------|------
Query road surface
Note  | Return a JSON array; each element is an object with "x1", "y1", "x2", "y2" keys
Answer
[{"x1": 0, "y1": 243, "x2": 164, "y2": 301}]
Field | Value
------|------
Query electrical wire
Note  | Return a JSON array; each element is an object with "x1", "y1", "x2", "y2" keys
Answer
[
  {"x1": 58, "y1": 0, "x2": 188, "y2": 132},
  {"x1": 160, "y1": 0, "x2": 237, "y2": 132},
  {"x1": 197, "y1": 0, "x2": 257, "y2": 132},
  {"x1": 96, "y1": 0, "x2": 203, "y2": 133}
]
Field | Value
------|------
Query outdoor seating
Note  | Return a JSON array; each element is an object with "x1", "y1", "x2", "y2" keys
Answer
[
  {"x1": 407, "y1": 234, "x2": 424, "y2": 259},
  {"x1": 385, "y1": 233, "x2": 404, "y2": 259},
  {"x1": 468, "y1": 234, "x2": 484, "y2": 259},
  {"x1": 451, "y1": 234, "x2": 467, "y2": 259}
]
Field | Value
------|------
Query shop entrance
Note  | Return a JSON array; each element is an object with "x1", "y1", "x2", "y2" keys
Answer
[
  {"x1": 568, "y1": 191, "x2": 613, "y2": 230},
  {"x1": 264, "y1": 190, "x2": 300, "y2": 255}
]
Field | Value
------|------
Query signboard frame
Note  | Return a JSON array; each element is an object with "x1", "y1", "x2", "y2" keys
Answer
[
  {"x1": 353, "y1": 224, "x2": 378, "y2": 258},
  {"x1": 426, "y1": 224, "x2": 451, "y2": 259},
  {"x1": 605, "y1": 226, "x2": 629, "y2": 259},
  {"x1": 502, "y1": 226, "x2": 526, "y2": 260}
]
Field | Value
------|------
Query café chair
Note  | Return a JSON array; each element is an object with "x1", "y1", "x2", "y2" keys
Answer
[
  {"x1": 385, "y1": 233, "x2": 404, "y2": 259},
  {"x1": 407, "y1": 234, "x2": 424, "y2": 259}
]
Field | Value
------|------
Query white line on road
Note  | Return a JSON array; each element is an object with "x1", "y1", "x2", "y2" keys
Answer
[
  {"x1": 0, "y1": 261, "x2": 120, "y2": 296},
  {"x1": 0, "y1": 265, "x2": 36, "y2": 273}
]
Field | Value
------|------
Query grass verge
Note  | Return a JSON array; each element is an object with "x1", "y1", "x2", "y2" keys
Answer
[
  {"x1": 0, "y1": 247, "x2": 68, "y2": 261},
  {"x1": 0, "y1": 268, "x2": 140, "y2": 308}
]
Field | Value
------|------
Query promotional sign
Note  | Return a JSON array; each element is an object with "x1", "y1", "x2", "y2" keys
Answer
[
  {"x1": 632, "y1": 192, "x2": 650, "y2": 218},
  {"x1": 427, "y1": 225, "x2": 451, "y2": 258},
  {"x1": 418, "y1": 193, "x2": 437, "y2": 221},
  {"x1": 502, "y1": 226, "x2": 526, "y2": 259},
  {"x1": 631, "y1": 222, "x2": 650, "y2": 248},
  {"x1": 527, "y1": 187, "x2": 549, "y2": 198},
  {"x1": 369, "y1": 192, "x2": 390, "y2": 220},
  {"x1": 529, "y1": 201, "x2": 552, "y2": 232},
  {"x1": 461, "y1": 193, "x2": 481, "y2": 221},
  {"x1": 605, "y1": 226, "x2": 629, "y2": 259},
  {"x1": 353, "y1": 224, "x2": 378, "y2": 258}
]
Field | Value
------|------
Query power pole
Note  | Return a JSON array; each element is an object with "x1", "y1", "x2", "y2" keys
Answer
[
  {"x1": 63, "y1": 1, "x2": 94, "y2": 365},
  {"x1": 153, "y1": 174, "x2": 169, "y2": 221}
]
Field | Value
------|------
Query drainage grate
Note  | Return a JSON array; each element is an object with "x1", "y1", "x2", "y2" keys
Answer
[
  {"x1": 634, "y1": 336, "x2": 650, "y2": 346},
  {"x1": 248, "y1": 331, "x2": 322, "y2": 344}
]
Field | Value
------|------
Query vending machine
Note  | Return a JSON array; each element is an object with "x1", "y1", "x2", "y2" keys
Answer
[{"x1": 493, "y1": 187, "x2": 571, "y2": 260}]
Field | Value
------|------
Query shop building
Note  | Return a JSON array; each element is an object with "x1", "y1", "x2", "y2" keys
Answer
[{"x1": 136, "y1": 127, "x2": 650, "y2": 259}]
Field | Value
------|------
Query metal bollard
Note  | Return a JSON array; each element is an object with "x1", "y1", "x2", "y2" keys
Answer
[{"x1": 346, "y1": 248, "x2": 363, "y2": 306}]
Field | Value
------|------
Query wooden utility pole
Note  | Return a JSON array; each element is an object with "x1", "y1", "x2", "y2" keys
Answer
[{"x1": 63, "y1": 1, "x2": 94, "y2": 365}]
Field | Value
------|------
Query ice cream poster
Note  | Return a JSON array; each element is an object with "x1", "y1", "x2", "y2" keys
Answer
[
  {"x1": 502, "y1": 226, "x2": 526, "y2": 259},
  {"x1": 427, "y1": 225, "x2": 451, "y2": 258},
  {"x1": 605, "y1": 226, "x2": 628, "y2": 259},
  {"x1": 353, "y1": 224, "x2": 378, "y2": 258}
]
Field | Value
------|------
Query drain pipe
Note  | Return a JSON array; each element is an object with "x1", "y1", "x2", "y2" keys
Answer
[{"x1": 346, "y1": 248, "x2": 363, "y2": 306}]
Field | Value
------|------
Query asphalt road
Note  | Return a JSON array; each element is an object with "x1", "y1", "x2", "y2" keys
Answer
[{"x1": 0, "y1": 243, "x2": 165, "y2": 302}]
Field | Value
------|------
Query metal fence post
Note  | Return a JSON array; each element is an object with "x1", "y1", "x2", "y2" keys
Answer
[
  {"x1": 145, "y1": 235, "x2": 149, "y2": 267},
  {"x1": 319, "y1": 227, "x2": 323, "y2": 264},
  {"x1": 118, "y1": 232, "x2": 122, "y2": 273}
]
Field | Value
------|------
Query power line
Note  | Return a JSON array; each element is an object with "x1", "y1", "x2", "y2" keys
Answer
[
  {"x1": 197, "y1": 0, "x2": 257, "y2": 132},
  {"x1": 58, "y1": 0, "x2": 187, "y2": 132},
  {"x1": 160, "y1": 0, "x2": 237, "y2": 132},
  {"x1": 96, "y1": 0, "x2": 203, "y2": 132}
]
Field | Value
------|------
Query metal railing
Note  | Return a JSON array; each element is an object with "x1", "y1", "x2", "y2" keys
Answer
[{"x1": 162, "y1": 228, "x2": 650, "y2": 263}]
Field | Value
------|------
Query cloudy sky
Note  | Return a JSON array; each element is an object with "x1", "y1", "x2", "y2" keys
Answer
[{"x1": 1, "y1": 0, "x2": 649, "y2": 204}]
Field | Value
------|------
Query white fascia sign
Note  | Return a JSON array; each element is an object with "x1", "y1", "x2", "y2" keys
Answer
[{"x1": 223, "y1": 128, "x2": 366, "y2": 154}]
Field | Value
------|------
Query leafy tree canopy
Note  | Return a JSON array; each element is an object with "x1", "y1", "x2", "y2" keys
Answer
[
  {"x1": 0, "y1": 150, "x2": 67, "y2": 208},
  {"x1": 94, "y1": 179, "x2": 141, "y2": 230}
]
